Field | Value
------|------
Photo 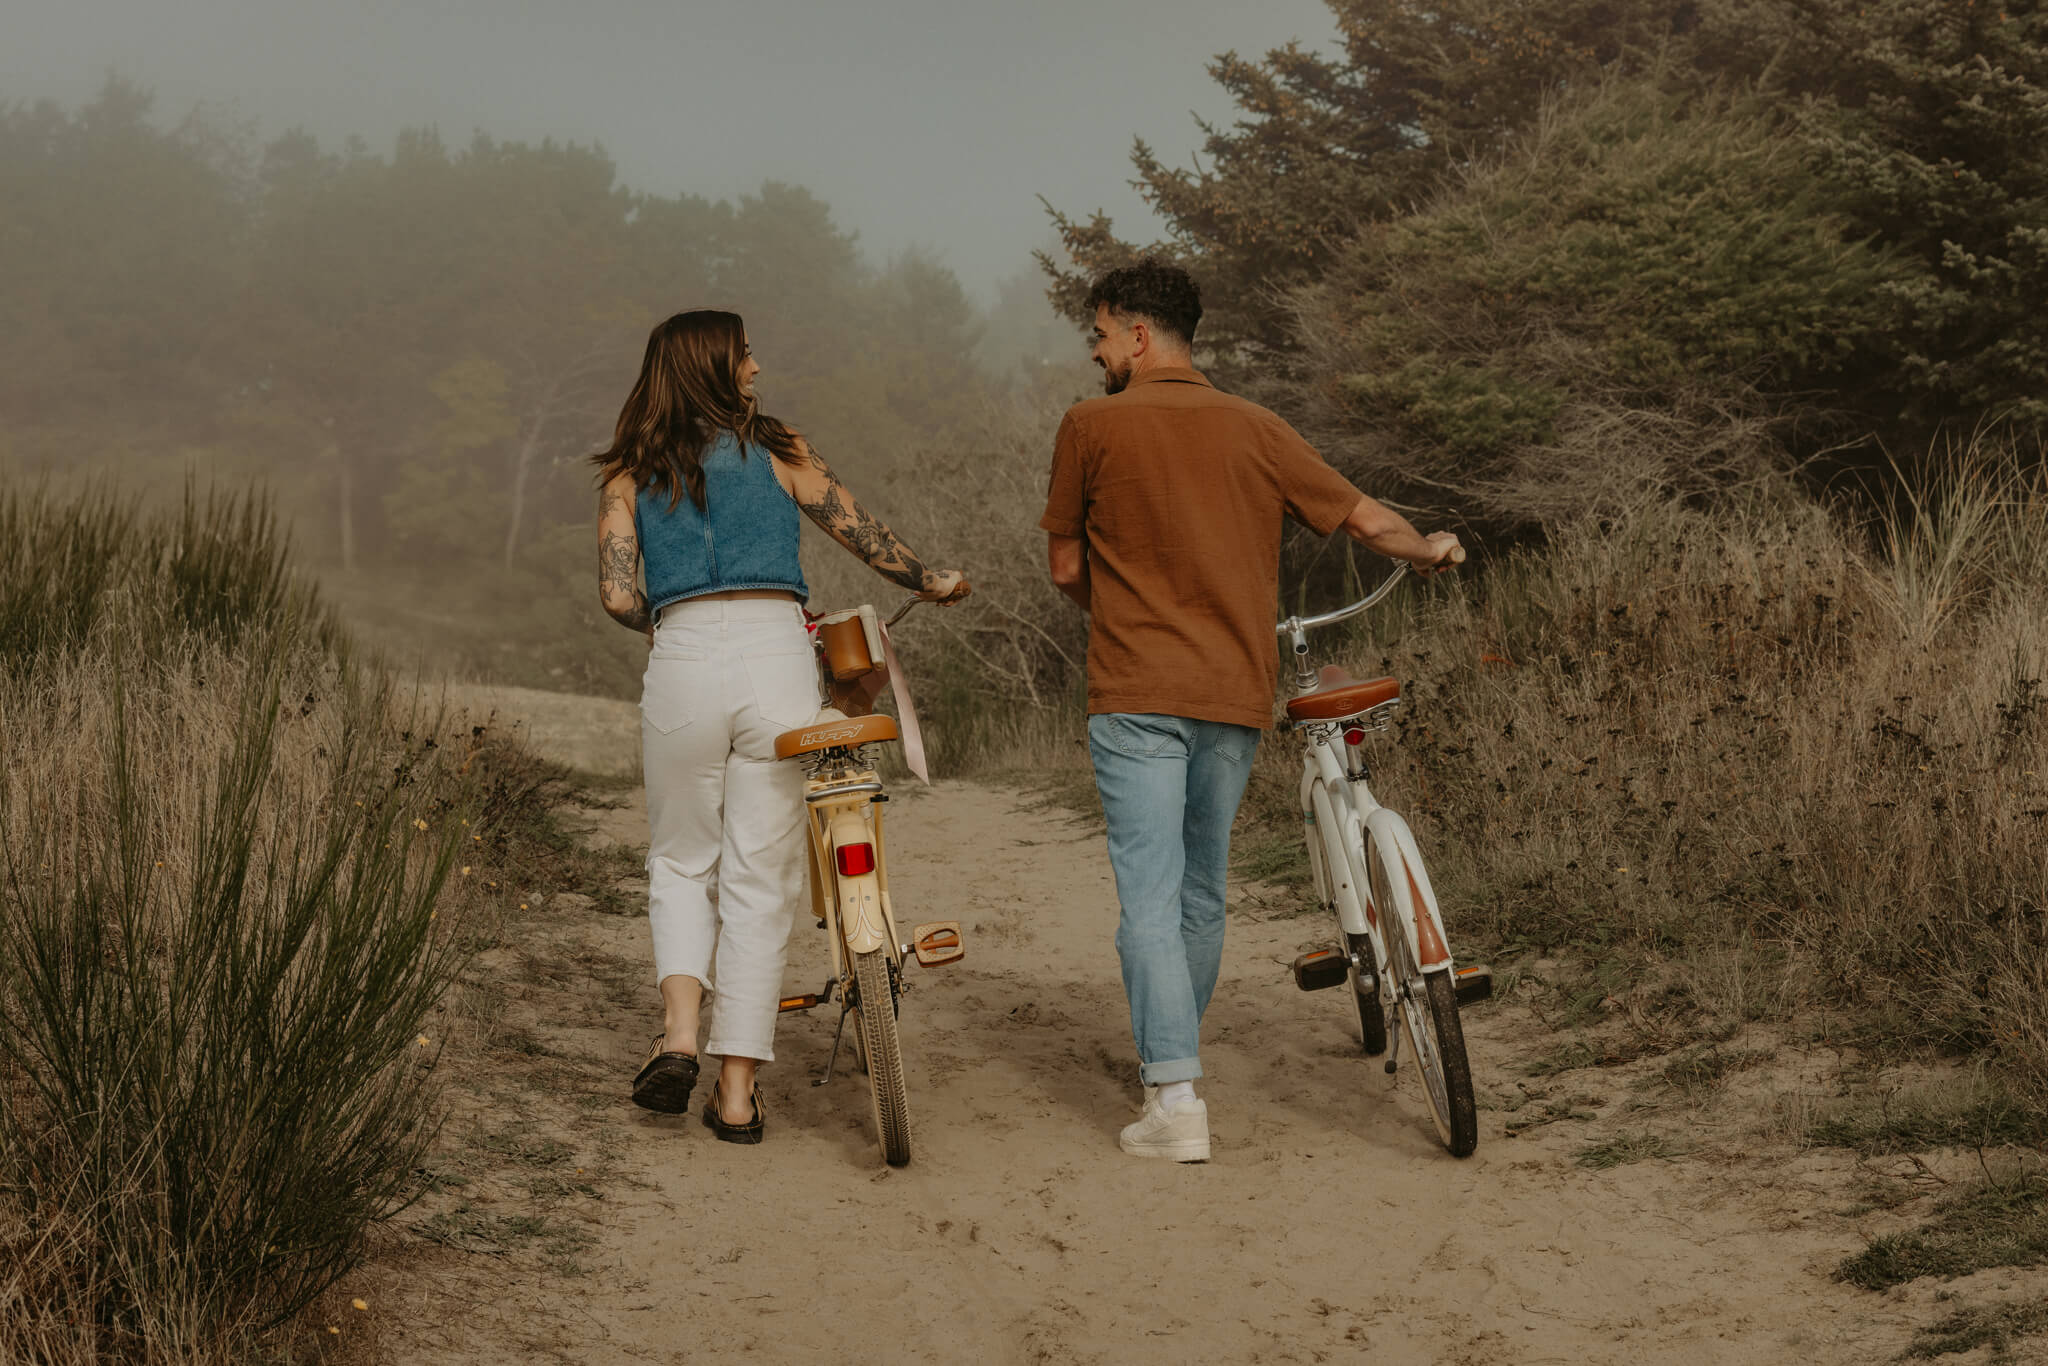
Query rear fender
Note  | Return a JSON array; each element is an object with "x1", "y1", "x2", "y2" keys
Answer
[{"x1": 827, "y1": 808, "x2": 891, "y2": 956}]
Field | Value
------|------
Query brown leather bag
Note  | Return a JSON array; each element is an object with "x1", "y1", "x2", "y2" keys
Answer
[
  {"x1": 814, "y1": 606, "x2": 890, "y2": 717},
  {"x1": 816, "y1": 612, "x2": 879, "y2": 682}
]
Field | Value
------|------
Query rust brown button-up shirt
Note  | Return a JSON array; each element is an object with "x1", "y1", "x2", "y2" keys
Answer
[{"x1": 1039, "y1": 367, "x2": 1363, "y2": 729}]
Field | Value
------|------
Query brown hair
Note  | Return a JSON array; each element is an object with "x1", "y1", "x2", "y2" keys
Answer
[{"x1": 591, "y1": 309, "x2": 803, "y2": 511}]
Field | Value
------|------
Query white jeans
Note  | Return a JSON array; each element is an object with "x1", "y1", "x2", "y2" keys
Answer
[{"x1": 641, "y1": 598, "x2": 816, "y2": 1061}]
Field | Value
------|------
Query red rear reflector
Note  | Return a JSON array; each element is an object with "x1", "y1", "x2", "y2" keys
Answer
[
  {"x1": 835, "y1": 842, "x2": 876, "y2": 877},
  {"x1": 1343, "y1": 727, "x2": 1365, "y2": 746}
]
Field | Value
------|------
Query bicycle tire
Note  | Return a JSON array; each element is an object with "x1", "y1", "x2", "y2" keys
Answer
[
  {"x1": 1369, "y1": 831, "x2": 1477, "y2": 1157},
  {"x1": 1418, "y1": 969, "x2": 1478, "y2": 1157},
  {"x1": 849, "y1": 948, "x2": 911, "y2": 1166},
  {"x1": 1345, "y1": 930, "x2": 1389, "y2": 1057},
  {"x1": 1311, "y1": 784, "x2": 1389, "y2": 1057}
]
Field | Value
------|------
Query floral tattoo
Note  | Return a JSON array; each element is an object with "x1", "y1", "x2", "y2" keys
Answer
[
  {"x1": 795, "y1": 443, "x2": 933, "y2": 593},
  {"x1": 597, "y1": 489, "x2": 650, "y2": 632}
]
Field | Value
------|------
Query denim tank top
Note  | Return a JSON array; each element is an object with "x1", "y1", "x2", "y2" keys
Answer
[{"x1": 636, "y1": 430, "x2": 808, "y2": 614}]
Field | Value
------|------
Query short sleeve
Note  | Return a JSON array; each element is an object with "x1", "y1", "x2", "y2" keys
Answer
[
  {"x1": 1038, "y1": 411, "x2": 1088, "y2": 537},
  {"x1": 1268, "y1": 419, "x2": 1362, "y2": 536}
]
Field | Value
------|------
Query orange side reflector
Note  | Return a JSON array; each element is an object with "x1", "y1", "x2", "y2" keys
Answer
[{"x1": 911, "y1": 921, "x2": 964, "y2": 966}]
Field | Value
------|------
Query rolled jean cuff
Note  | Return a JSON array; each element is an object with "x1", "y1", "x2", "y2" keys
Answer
[
  {"x1": 706, "y1": 1037, "x2": 774, "y2": 1064},
  {"x1": 1139, "y1": 1056, "x2": 1202, "y2": 1086}
]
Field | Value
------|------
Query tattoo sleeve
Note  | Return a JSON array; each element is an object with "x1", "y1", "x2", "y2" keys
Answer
[
  {"x1": 597, "y1": 489, "x2": 651, "y2": 632},
  {"x1": 795, "y1": 444, "x2": 933, "y2": 593}
]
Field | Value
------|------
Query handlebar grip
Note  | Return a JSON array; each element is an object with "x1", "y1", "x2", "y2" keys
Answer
[{"x1": 1447, "y1": 544, "x2": 1467, "y2": 565}]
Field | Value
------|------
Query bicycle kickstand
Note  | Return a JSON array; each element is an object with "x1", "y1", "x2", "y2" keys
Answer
[
  {"x1": 813, "y1": 998, "x2": 854, "y2": 1088},
  {"x1": 1384, "y1": 1006, "x2": 1402, "y2": 1076}
]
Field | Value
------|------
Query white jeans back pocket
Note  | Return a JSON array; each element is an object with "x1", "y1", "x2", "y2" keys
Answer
[
  {"x1": 744, "y1": 650, "x2": 820, "y2": 730},
  {"x1": 640, "y1": 660, "x2": 701, "y2": 735}
]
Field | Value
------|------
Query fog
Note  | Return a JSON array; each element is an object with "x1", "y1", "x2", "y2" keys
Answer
[
  {"x1": 0, "y1": 0, "x2": 1350, "y2": 695},
  {"x1": 5, "y1": 0, "x2": 1338, "y2": 299}
]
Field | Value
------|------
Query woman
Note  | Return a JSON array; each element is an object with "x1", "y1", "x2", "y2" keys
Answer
[{"x1": 593, "y1": 309, "x2": 968, "y2": 1143}]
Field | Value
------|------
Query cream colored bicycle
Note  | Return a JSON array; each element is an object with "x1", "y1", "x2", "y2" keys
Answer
[
  {"x1": 1279, "y1": 555, "x2": 1492, "y2": 1157},
  {"x1": 770, "y1": 596, "x2": 963, "y2": 1167}
]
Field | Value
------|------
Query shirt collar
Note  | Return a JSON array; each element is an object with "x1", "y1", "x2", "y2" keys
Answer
[{"x1": 1124, "y1": 366, "x2": 1212, "y2": 389}]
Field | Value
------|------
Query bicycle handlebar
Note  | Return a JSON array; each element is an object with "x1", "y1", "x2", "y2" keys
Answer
[
  {"x1": 885, "y1": 594, "x2": 923, "y2": 628},
  {"x1": 1274, "y1": 546, "x2": 1465, "y2": 638}
]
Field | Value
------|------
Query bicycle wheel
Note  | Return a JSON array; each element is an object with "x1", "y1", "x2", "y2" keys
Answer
[
  {"x1": 849, "y1": 948, "x2": 911, "y2": 1166},
  {"x1": 1344, "y1": 930, "x2": 1389, "y2": 1057},
  {"x1": 1367, "y1": 832, "x2": 1477, "y2": 1157}
]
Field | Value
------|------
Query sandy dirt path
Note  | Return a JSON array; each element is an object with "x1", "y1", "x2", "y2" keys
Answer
[{"x1": 362, "y1": 706, "x2": 1998, "y2": 1366}]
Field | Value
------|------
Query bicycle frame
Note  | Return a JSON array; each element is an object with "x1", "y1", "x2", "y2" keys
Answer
[
  {"x1": 778, "y1": 596, "x2": 963, "y2": 1072},
  {"x1": 1281, "y1": 557, "x2": 1484, "y2": 1155},
  {"x1": 1282, "y1": 562, "x2": 1458, "y2": 994},
  {"x1": 1296, "y1": 727, "x2": 1455, "y2": 980}
]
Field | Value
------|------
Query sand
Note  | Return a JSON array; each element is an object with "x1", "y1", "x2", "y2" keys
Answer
[{"x1": 370, "y1": 692, "x2": 2010, "y2": 1365}]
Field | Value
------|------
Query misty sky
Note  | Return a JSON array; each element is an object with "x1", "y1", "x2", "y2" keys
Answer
[{"x1": 5, "y1": 0, "x2": 1341, "y2": 301}]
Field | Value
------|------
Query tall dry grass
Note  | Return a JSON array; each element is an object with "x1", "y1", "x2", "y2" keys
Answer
[
  {"x1": 1246, "y1": 442, "x2": 2048, "y2": 1108},
  {"x1": 875, "y1": 403, "x2": 2048, "y2": 1113},
  {"x1": 0, "y1": 483, "x2": 520, "y2": 1361},
  {"x1": 802, "y1": 391, "x2": 1091, "y2": 774}
]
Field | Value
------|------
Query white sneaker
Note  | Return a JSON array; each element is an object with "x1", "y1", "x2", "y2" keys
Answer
[{"x1": 1118, "y1": 1094, "x2": 1210, "y2": 1162}]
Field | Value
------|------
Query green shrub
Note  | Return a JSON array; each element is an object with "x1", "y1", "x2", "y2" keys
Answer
[
  {"x1": 1279, "y1": 78, "x2": 1900, "y2": 529},
  {"x1": 0, "y1": 481, "x2": 486, "y2": 1355},
  {"x1": 0, "y1": 480, "x2": 327, "y2": 676}
]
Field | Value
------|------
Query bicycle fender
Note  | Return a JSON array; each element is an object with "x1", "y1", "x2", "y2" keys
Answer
[
  {"x1": 828, "y1": 810, "x2": 891, "y2": 955},
  {"x1": 1364, "y1": 808, "x2": 1454, "y2": 972}
]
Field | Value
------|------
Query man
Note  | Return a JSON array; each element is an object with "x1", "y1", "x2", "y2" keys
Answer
[{"x1": 1041, "y1": 259, "x2": 1461, "y2": 1162}]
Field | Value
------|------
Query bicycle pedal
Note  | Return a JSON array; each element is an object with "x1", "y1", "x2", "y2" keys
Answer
[
  {"x1": 1453, "y1": 965, "x2": 1494, "y2": 1007},
  {"x1": 910, "y1": 921, "x2": 964, "y2": 967},
  {"x1": 778, "y1": 993, "x2": 824, "y2": 1013},
  {"x1": 1291, "y1": 948, "x2": 1348, "y2": 992}
]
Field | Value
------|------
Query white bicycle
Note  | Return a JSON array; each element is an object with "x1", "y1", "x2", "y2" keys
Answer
[{"x1": 1279, "y1": 557, "x2": 1491, "y2": 1157}]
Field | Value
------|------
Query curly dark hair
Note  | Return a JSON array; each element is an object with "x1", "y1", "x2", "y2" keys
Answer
[{"x1": 1085, "y1": 258, "x2": 1202, "y2": 348}]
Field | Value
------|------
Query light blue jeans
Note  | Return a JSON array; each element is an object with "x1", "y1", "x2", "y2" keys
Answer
[{"x1": 1088, "y1": 713, "x2": 1260, "y2": 1085}]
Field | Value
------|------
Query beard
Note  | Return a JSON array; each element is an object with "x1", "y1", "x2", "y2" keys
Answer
[{"x1": 1100, "y1": 360, "x2": 1133, "y2": 395}]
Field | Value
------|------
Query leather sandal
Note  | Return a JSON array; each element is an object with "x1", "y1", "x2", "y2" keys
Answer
[
  {"x1": 631, "y1": 1034, "x2": 700, "y2": 1114},
  {"x1": 701, "y1": 1079, "x2": 765, "y2": 1144}
]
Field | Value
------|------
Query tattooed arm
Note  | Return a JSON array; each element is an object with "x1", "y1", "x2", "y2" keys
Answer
[
  {"x1": 782, "y1": 437, "x2": 969, "y2": 601},
  {"x1": 596, "y1": 475, "x2": 653, "y2": 638}
]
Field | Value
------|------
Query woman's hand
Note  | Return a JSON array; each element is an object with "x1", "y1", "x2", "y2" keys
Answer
[{"x1": 921, "y1": 570, "x2": 971, "y2": 604}]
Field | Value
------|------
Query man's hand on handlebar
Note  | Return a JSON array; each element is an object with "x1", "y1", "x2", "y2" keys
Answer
[
  {"x1": 1414, "y1": 533, "x2": 1465, "y2": 575},
  {"x1": 921, "y1": 570, "x2": 972, "y2": 604}
]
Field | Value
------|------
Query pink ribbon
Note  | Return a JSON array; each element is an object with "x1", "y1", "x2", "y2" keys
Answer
[{"x1": 880, "y1": 624, "x2": 929, "y2": 785}]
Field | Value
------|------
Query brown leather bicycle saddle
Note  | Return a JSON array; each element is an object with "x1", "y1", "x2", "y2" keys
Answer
[
  {"x1": 773, "y1": 711, "x2": 901, "y2": 760},
  {"x1": 1285, "y1": 665, "x2": 1401, "y2": 722}
]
